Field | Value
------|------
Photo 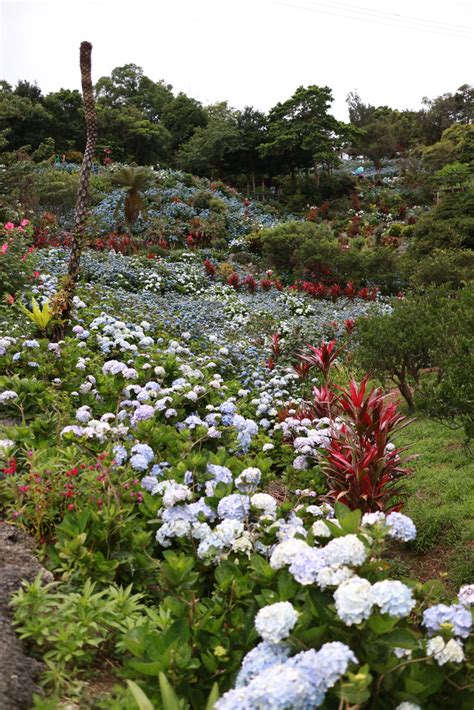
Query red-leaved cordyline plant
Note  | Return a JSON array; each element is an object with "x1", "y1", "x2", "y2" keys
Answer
[
  {"x1": 293, "y1": 360, "x2": 312, "y2": 381},
  {"x1": 343, "y1": 282, "x2": 357, "y2": 300},
  {"x1": 227, "y1": 272, "x2": 240, "y2": 290},
  {"x1": 298, "y1": 339, "x2": 344, "y2": 380},
  {"x1": 270, "y1": 333, "x2": 280, "y2": 359},
  {"x1": 344, "y1": 318, "x2": 356, "y2": 334},
  {"x1": 312, "y1": 384, "x2": 339, "y2": 418},
  {"x1": 203, "y1": 258, "x2": 216, "y2": 277},
  {"x1": 320, "y1": 376, "x2": 413, "y2": 513},
  {"x1": 243, "y1": 274, "x2": 257, "y2": 293}
]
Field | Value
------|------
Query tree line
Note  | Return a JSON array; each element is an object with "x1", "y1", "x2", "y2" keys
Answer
[{"x1": 0, "y1": 65, "x2": 472, "y2": 191}]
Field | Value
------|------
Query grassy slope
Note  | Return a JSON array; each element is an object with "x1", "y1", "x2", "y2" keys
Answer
[{"x1": 395, "y1": 417, "x2": 474, "y2": 588}]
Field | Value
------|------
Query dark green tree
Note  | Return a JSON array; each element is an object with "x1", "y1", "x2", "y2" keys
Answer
[
  {"x1": 162, "y1": 93, "x2": 208, "y2": 152},
  {"x1": 177, "y1": 103, "x2": 242, "y2": 177},
  {"x1": 259, "y1": 86, "x2": 347, "y2": 183}
]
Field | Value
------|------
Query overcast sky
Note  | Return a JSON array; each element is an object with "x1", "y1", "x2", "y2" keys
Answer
[{"x1": 1, "y1": 0, "x2": 472, "y2": 120}]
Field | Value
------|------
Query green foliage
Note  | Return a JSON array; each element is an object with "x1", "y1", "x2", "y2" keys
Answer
[
  {"x1": 35, "y1": 167, "x2": 79, "y2": 213},
  {"x1": 401, "y1": 248, "x2": 474, "y2": 289},
  {"x1": 410, "y1": 187, "x2": 474, "y2": 254},
  {"x1": 11, "y1": 576, "x2": 150, "y2": 692},
  {"x1": 421, "y1": 123, "x2": 474, "y2": 172},
  {"x1": 260, "y1": 220, "x2": 400, "y2": 291},
  {"x1": 416, "y1": 284, "x2": 474, "y2": 441},
  {"x1": 354, "y1": 291, "x2": 448, "y2": 409},
  {"x1": 110, "y1": 166, "x2": 153, "y2": 226},
  {"x1": 402, "y1": 418, "x2": 474, "y2": 584},
  {"x1": 17, "y1": 298, "x2": 58, "y2": 334},
  {"x1": 0, "y1": 224, "x2": 35, "y2": 297},
  {"x1": 260, "y1": 85, "x2": 347, "y2": 175},
  {"x1": 434, "y1": 161, "x2": 472, "y2": 190}
]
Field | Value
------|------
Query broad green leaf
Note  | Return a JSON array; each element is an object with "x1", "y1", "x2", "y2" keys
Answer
[
  {"x1": 334, "y1": 501, "x2": 352, "y2": 521},
  {"x1": 339, "y1": 508, "x2": 362, "y2": 533},
  {"x1": 126, "y1": 680, "x2": 154, "y2": 710},
  {"x1": 383, "y1": 629, "x2": 420, "y2": 649},
  {"x1": 205, "y1": 683, "x2": 220, "y2": 710},
  {"x1": 130, "y1": 660, "x2": 164, "y2": 675},
  {"x1": 159, "y1": 672, "x2": 187, "y2": 710},
  {"x1": 368, "y1": 614, "x2": 398, "y2": 634}
]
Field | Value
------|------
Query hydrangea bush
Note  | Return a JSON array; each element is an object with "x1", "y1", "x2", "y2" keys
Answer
[{"x1": 0, "y1": 240, "x2": 472, "y2": 708}]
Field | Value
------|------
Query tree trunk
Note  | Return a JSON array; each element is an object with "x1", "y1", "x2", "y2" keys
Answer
[
  {"x1": 398, "y1": 379, "x2": 415, "y2": 411},
  {"x1": 314, "y1": 163, "x2": 320, "y2": 187},
  {"x1": 52, "y1": 41, "x2": 97, "y2": 330}
]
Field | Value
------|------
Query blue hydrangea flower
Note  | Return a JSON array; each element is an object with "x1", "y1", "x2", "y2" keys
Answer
[
  {"x1": 130, "y1": 454, "x2": 150, "y2": 471},
  {"x1": 112, "y1": 444, "x2": 128, "y2": 465},
  {"x1": 236, "y1": 642, "x2": 292, "y2": 688},
  {"x1": 131, "y1": 443, "x2": 154, "y2": 463},
  {"x1": 386, "y1": 512, "x2": 417, "y2": 542},
  {"x1": 422, "y1": 603, "x2": 472, "y2": 639},
  {"x1": 217, "y1": 494, "x2": 250, "y2": 521},
  {"x1": 235, "y1": 467, "x2": 261, "y2": 494}
]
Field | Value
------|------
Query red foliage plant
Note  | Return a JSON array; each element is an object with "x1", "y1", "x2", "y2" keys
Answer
[
  {"x1": 321, "y1": 377, "x2": 413, "y2": 513},
  {"x1": 297, "y1": 339, "x2": 344, "y2": 379},
  {"x1": 203, "y1": 258, "x2": 216, "y2": 277},
  {"x1": 227, "y1": 272, "x2": 240, "y2": 290},
  {"x1": 243, "y1": 274, "x2": 257, "y2": 293}
]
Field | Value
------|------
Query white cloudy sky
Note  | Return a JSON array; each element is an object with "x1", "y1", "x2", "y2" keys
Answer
[{"x1": 1, "y1": 0, "x2": 472, "y2": 120}]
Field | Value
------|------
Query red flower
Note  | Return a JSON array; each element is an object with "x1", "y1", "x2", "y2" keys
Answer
[{"x1": 2, "y1": 459, "x2": 17, "y2": 475}]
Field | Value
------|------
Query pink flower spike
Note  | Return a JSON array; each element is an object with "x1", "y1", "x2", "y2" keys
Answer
[
  {"x1": 1, "y1": 243, "x2": 9, "y2": 254},
  {"x1": 4, "y1": 222, "x2": 15, "y2": 231},
  {"x1": 20, "y1": 219, "x2": 30, "y2": 227}
]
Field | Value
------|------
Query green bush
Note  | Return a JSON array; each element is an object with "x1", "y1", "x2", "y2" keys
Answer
[
  {"x1": 401, "y1": 248, "x2": 474, "y2": 289},
  {"x1": 354, "y1": 290, "x2": 449, "y2": 410},
  {"x1": 410, "y1": 188, "x2": 474, "y2": 255},
  {"x1": 260, "y1": 220, "x2": 400, "y2": 291},
  {"x1": 0, "y1": 222, "x2": 35, "y2": 297},
  {"x1": 35, "y1": 167, "x2": 79, "y2": 213},
  {"x1": 260, "y1": 221, "x2": 337, "y2": 279},
  {"x1": 190, "y1": 190, "x2": 214, "y2": 210},
  {"x1": 416, "y1": 284, "x2": 474, "y2": 441}
]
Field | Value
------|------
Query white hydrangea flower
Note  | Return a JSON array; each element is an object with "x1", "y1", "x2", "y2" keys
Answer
[
  {"x1": 269, "y1": 538, "x2": 310, "y2": 570},
  {"x1": 426, "y1": 636, "x2": 465, "y2": 665},
  {"x1": 251, "y1": 493, "x2": 277, "y2": 518},
  {"x1": 361, "y1": 512, "x2": 386, "y2": 526},
  {"x1": 370, "y1": 580, "x2": 415, "y2": 618},
  {"x1": 323, "y1": 534, "x2": 367, "y2": 567},
  {"x1": 255, "y1": 602, "x2": 298, "y2": 643},
  {"x1": 316, "y1": 565, "x2": 354, "y2": 590},
  {"x1": 334, "y1": 577, "x2": 373, "y2": 625},
  {"x1": 312, "y1": 520, "x2": 332, "y2": 538},
  {"x1": 458, "y1": 584, "x2": 474, "y2": 608}
]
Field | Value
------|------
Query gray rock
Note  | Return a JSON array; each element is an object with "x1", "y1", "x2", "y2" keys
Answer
[{"x1": 0, "y1": 523, "x2": 53, "y2": 710}]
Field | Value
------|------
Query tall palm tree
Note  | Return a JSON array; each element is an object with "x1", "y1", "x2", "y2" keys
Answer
[
  {"x1": 111, "y1": 166, "x2": 152, "y2": 228},
  {"x1": 51, "y1": 41, "x2": 97, "y2": 329}
]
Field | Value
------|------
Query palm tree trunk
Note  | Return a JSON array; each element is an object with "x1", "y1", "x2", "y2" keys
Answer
[{"x1": 52, "y1": 41, "x2": 97, "y2": 329}]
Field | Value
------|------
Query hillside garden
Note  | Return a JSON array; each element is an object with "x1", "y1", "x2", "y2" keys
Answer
[{"x1": 0, "y1": 56, "x2": 473, "y2": 710}]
